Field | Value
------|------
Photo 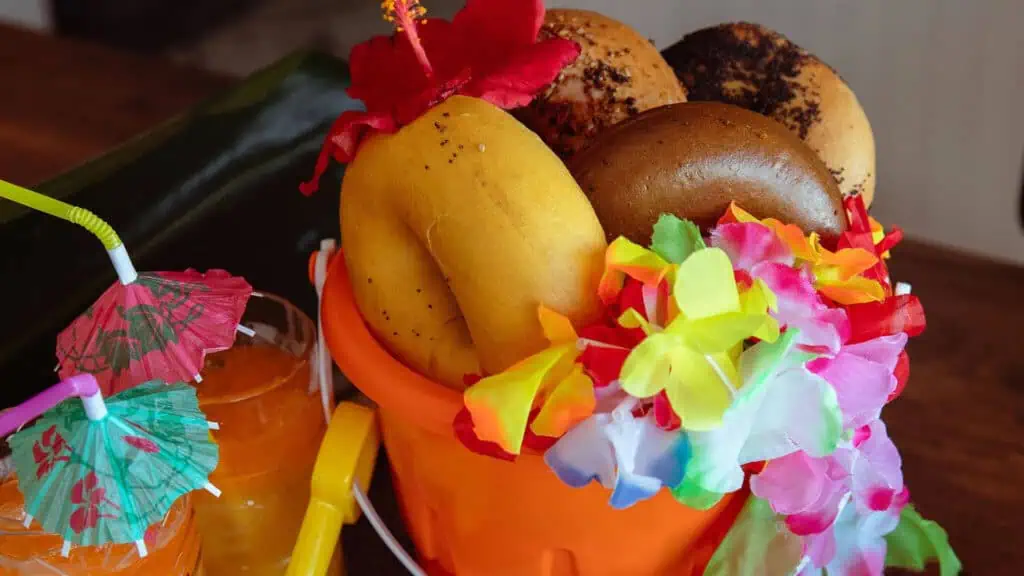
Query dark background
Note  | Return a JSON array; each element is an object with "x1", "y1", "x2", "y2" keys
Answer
[{"x1": 51, "y1": 0, "x2": 261, "y2": 53}]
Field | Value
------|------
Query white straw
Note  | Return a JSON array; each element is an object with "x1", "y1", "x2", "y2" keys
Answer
[
  {"x1": 895, "y1": 282, "x2": 912, "y2": 296},
  {"x1": 193, "y1": 373, "x2": 203, "y2": 384},
  {"x1": 236, "y1": 324, "x2": 256, "y2": 338},
  {"x1": 106, "y1": 245, "x2": 138, "y2": 285},
  {"x1": 21, "y1": 513, "x2": 32, "y2": 528},
  {"x1": 135, "y1": 539, "x2": 148, "y2": 558},
  {"x1": 80, "y1": 391, "x2": 108, "y2": 421},
  {"x1": 203, "y1": 482, "x2": 222, "y2": 498},
  {"x1": 207, "y1": 421, "x2": 220, "y2": 430},
  {"x1": 60, "y1": 539, "x2": 71, "y2": 558},
  {"x1": 352, "y1": 481, "x2": 427, "y2": 576}
]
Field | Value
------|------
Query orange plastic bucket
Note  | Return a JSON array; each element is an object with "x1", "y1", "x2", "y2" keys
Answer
[{"x1": 319, "y1": 252, "x2": 748, "y2": 576}]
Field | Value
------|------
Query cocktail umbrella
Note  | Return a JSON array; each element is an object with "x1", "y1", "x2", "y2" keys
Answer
[
  {"x1": 0, "y1": 374, "x2": 220, "y2": 557},
  {"x1": 0, "y1": 180, "x2": 253, "y2": 394}
]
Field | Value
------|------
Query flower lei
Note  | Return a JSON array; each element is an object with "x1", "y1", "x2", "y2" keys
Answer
[{"x1": 456, "y1": 196, "x2": 959, "y2": 575}]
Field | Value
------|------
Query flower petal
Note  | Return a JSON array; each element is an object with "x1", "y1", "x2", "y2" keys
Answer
[
  {"x1": 844, "y1": 334, "x2": 907, "y2": 373},
  {"x1": 741, "y1": 365, "x2": 843, "y2": 461},
  {"x1": 651, "y1": 214, "x2": 707, "y2": 264},
  {"x1": 604, "y1": 411, "x2": 690, "y2": 508},
  {"x1": 619, "y1": 333, "x2": 676, "y2": 398},
  {"x1": 598, "y1": 237, "x2": 671, "y2": 303},
  {"x1": 624, "y1": 417, "x2": 690, "y2": 489},
  {"x1": 537, "y1": 305, "x2": 577, "y2": 344},
  {"x1": 451, "y1": 0, "x2": 545, "y2": 64},
  {"x1": 609, "y1": 474, "x2": 663, "y2": 509},
  {"x1": 807, "y1": 357, "x2": 891, "y2": 430},
  {"x1": 677, "y1": 312, "x2": 773, "y2": 354},
  {"x1": 665, "y1": 348, "x2": 735, "y2": 431},
  {"x1": 463, "y1": 344, "x2": 577, "y2": 454},
  {"x1": 452, "y1": 407, "x2": 516, "y2": 461},
  {"x1": 765, "y1": 219, "x2": 817, "y2": 262},
  {"x1": 718, "y1": 202, "x2": 761, "y2": 225},
  {"x1": 851, "y1": 420, "x2": 904, "y2": 511},
  {"x1": 299, "y1": 111, "x2": 398, "y2": 195},
  {"x1": 816, "y1": 247, "x2": 879, "y2": 280},
  {"x1": 845, "y1": 295, "x2": 926, "y2": 344},
  {"x1": 786, "y1": 486, "x2": 847, "y2": 536},
  {"x1": 752, "y1": 451, "x2": 831, "y2": 515},
  {"x1": 753, "y1": 263, "x2": 819, "y2": 319},
  {"x1": 530, "y1": 364, "x2": 595, "y2": 437},
  {"x1": 463, "y1": 38, "x2": 581, "y2": 109},
  {"x1": 754, "y1": 261, "x2": 850, "y2": 353},
  {"x1": 711, "y1": 222, "x2": 794, "y2": 272},
  {"x1": 544, "y1": 414, "x2": 616, "y2": 488},
  {"x1": 347, "y1": 22, "x2": 457, "y2": 114},
  {"x1": 823, "y1": 505, "x2": 890, "y2": 576},
  {"x1": 653, "y1": 390, "x2": 681, "y2": 430},
  {"x1": 673, "y1": 247, "x2": 741, "y2": 319}
]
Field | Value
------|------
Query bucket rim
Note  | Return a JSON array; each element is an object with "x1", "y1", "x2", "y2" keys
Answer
[{"x1": 320, "y1": 252, "x2": 462, "y2": 435}]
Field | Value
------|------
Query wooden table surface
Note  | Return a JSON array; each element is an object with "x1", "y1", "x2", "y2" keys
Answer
[{"x1": 1, "y1": 22, "x2": 1022, "y2": 575}]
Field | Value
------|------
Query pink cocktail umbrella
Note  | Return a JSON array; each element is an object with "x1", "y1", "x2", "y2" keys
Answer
[{"x1": 56, "y1": 268, "x2": 254, "y2": 395}]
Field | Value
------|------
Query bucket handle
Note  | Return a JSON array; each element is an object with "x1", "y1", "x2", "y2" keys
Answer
[{"x1": 290, "y1": 243, "x2": 428, "y2": 576}]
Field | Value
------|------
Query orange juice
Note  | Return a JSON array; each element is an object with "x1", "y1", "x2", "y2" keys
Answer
[
  {"x1": 0, "y1": 473, "x2": 203, "y2": 575},
  {"x1": 192, "y1": 293, "x2": 341, "y2": 576}
]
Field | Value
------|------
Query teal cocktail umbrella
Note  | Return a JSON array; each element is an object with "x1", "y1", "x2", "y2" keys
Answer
[{"x1": 0, "y1": 374, "x2": 220, "y2": 557}]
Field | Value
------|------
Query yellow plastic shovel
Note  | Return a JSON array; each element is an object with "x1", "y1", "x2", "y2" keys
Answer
[{"x1": 287, "y1": 401, "x2": 380, "y2": 576}]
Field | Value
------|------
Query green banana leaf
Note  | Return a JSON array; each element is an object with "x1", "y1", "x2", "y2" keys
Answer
[{"x1": 0, "y1": 51, "x2": 353, "y2": 409}]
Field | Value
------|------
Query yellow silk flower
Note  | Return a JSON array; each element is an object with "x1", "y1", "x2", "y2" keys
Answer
[
  {"x1": 597, "y1": 236, "x2": 673, "y2": 303},
  {"x1": 463, "y1": 306, "x2": 595, "y2": 455},
  {"x1": 618, "y1": 247, "x2": 780, "y2": 431},
  {"x1": 726, "y1": 203, "x2": 885, "y2": 305}
]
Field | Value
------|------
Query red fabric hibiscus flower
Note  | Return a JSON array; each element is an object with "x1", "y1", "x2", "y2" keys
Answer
[{"x1": 300, "y1": 0, "x2": 581, "y2": 195}]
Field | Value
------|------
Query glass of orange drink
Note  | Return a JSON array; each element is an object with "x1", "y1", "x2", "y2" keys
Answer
[
  {"x1": 192, "y1": 291, "x2": 342, "y2": 576},
  {"x1": 0, "y1": 460, "x2": 204, "y2": 575}
]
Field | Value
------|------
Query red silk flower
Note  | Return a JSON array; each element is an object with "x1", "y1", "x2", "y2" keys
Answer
[
  {"x1": 839, "y1": 195, "x2": 904, "y2": 290},
  {"x1": 300, "y1": 0, "x2": 581, "y2": 195}
]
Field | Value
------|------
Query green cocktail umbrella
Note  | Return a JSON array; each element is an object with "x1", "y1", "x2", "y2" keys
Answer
[{"x1": 1, "y1": 374, "x2": 220, "y2": 556}]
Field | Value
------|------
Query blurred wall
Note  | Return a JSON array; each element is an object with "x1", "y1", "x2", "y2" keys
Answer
[
  {"x1": 555, "y1": 0, "x2": 1024, "y2": 264},
  {"x1": 0, "y1": 0, "x2": 51, "y2": 30}
]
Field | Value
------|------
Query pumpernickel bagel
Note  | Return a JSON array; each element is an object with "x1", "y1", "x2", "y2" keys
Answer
[{"x1": 569, "y1": 101, "x2": 847, "y2": 244}]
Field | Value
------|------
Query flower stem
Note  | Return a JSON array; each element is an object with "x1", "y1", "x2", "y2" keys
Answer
[
  {"x1": 386, "y1": 0, "x2": 433, "y2": 78},
  {"x1": 704, "y1": 355, "x2": 737, "y2": 398}
]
